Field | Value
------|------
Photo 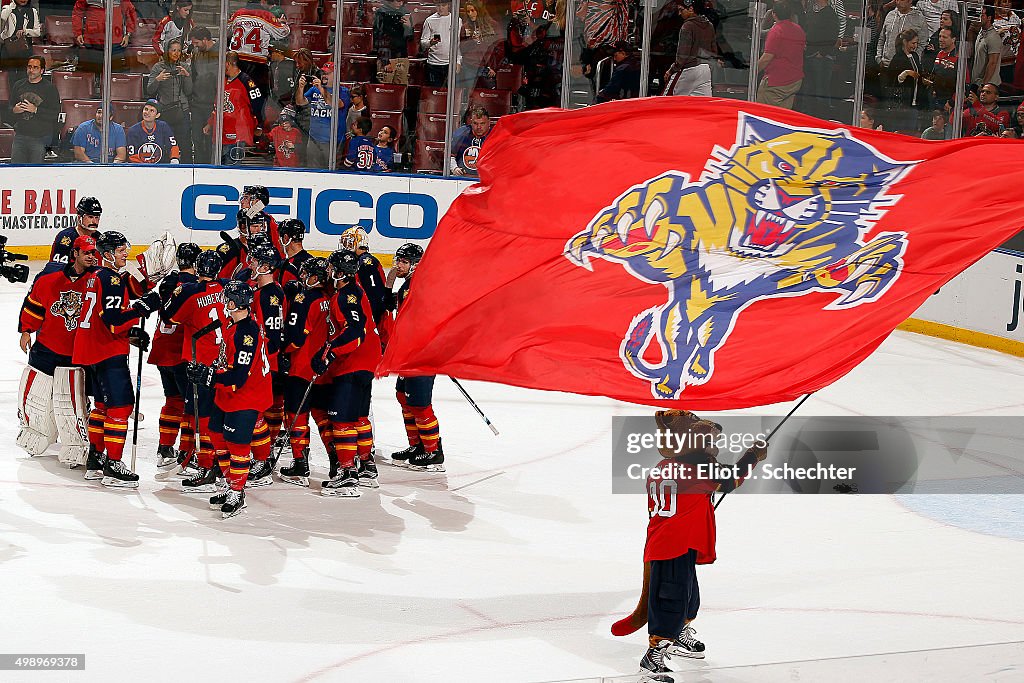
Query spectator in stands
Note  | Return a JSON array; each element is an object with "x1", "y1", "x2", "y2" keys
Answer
[
  {"x1": 0, "y1": 0, "x2": 42, "y2": 87},
  {"x1": 924, "y1": 10, "x2": 957, "y2": 70},
  {"x1": 373, "y1": 124, "x2": 397, "y2": 172},
  {"x1": 153, "y1": 0, "x2": 194, "y2": 55},
  {"x1": 755, "y1": 1, "x2": 804, "y2": 110},
  {"x1": 422, "y1": 1, "x2": 462, "y2": 86},
  {"x1": 859, "y1": 107, "x2": 884, "y2": 130},
  {"x1": 72, "y1": 104, "x2": 128, "y2": 164},
  {"x1": 962, "y1": 82, "x2": 1011, "y2": 136},
  {"x1": 268, "y1": 41, "x2": 297, "y2": 113},
  {"x1": 8, "y1": 55, "x2": 60, "y2": 164},
  {"x1": 228, "y1": 0, "x2": 290, "y2": 124},
  {"x1": 663, "y1": 0, "x2": 716, "y2": 97},
  {"x1": 921, "y1": 109, "x2": 951, "y2": 139},
  {"x1": 595, "y1": 40, "x2": 640, "y2": 103},
  {"x1": 126, "y1": 99, "x2": 181, "y2": 163},
  {"x1": 291, "y1": 48, "x2": 320, "y2": 137},
  {"x1": 73, "y1": 0, "x2": 138, "y2": 74},
  {"x1": 189, "y1": 26, "x2": 217, "y2": 164},
  {"x1": 927, "y1": 26, "x2": 960, "y2": 112},
  {"x1": 374, "y1": 0, "x2": 413, "y2": 85},
  {"x1": 1005, "y1": 102, "x2": 1024, "y2": 138},
  {"x1": 345, "y1": 85, "x2": 370, "y2": 138},
  {"x1": 918, "y1": 0, "x2": 958, "y2": 45},
  {"x1": 994, "y1": 0, "x2": 1021, "y2": 86},
  {"x1": 294, "y1": 60, "x2": 351, "y2": 168},
  {"x1": 875, "y1": 0, "x2": 927, "y2": 69},
  {"x1": 801, "y1": 0, "x2": 841, "y2": 120},
  {"x1": 974, "y1": 5, "x2": 1002, "y2": 88},
  {"x1": 343, "y1": 116, "x2": 376, "y2": 171},
  {"x1": 269, "y1": 109, "x2": 301, "y2": 167},
  {"x1": 459, "y1": 0, "x2": 497, "y2": 90},
  {"x1": 887, "y1": 29, "x2": 929, "y2": 131},
  {"x1": 204, "y1": 52, "x2": 258, "y2": 165},
  {"x1": 147, "y1": 37, "x2": 193, "y2": 162},
  {"x1": 450, "y1": 104, "x2": 490, "y2": 176}
]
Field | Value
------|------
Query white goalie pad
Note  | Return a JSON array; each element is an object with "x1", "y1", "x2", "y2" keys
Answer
[
  {"x1": 53, "y1": 366, "x2": 90, "y2": 467},
  {"x1": 125, "y1": 231, "x2": 178, "y2": 283},
  {"x1": 16, "y1": 366, "x2": 57, "y2": 456}
]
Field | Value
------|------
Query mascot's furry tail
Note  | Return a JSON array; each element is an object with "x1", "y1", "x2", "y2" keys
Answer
[
  {"x1": 622, "y1": 311, "x2": 661, "y2": 381},
  {"x1": 611, "y1": 562, "x2": 651, "y2": 636}
]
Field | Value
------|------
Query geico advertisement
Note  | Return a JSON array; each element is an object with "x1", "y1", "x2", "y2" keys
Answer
[{"x1": 0, "y1": 166, "x2": 473, "y2": 253}]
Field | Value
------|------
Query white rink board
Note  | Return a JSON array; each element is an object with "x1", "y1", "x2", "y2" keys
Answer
[{"x1": 0, "y1": 166, "x2": 474, "y2": 254}]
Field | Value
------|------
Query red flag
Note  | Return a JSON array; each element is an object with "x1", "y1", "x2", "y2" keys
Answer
[{"x1": 379, "y1": 98, "x2": 1024, "y2": 409}]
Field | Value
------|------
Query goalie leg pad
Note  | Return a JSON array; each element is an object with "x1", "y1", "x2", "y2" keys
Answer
[
  {"x1": 16, "y1": 366, "x2": 57, "y2": 456},
  {"x1": 53, "y1": 366, "x2": 90, "y2": 467}
]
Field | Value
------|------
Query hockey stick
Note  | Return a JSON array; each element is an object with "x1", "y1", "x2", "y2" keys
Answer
[
  {"x1": 188, "y1": 320, "x2": 222, "y2": 468},
  {"x1": 449, "y1": 377, "x2": 499, "y2": 436},
  {"x1": 130, "y1": 318, "x2": 146, "y2": 471},
  {"x1": 713, "y1": 392, "x2": 814, "y2": 510},
  {"x1": 269, "y1": 373, "x2": 319, "y2": 470}
]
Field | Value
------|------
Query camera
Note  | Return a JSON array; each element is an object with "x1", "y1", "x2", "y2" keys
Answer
[{"x1": 0, "y1": 235, "x2": 29, "y2": 284}]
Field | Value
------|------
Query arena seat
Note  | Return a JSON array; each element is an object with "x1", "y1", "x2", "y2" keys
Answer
[
  {"x1": 369, "y1": 110, "x2": 403, "y2": 138},
  {"x1": 415, "y1": 111, "x2": 447, "y2": 142},
  {"x1": 365, "y1": 83, "x2": 406, "y2": 112},
  {"x1": 109, "y1": 73, "x2": 144, "y2": 101},
  {"x1": 44, "y1": 15, "x2": 76, "y2": 46},
  {"x1": 52, "y1": 72, "x2": 96, "y2": 101},
  {"x1": 412, "y1": 139, "x2": 444, "y2": 173}
]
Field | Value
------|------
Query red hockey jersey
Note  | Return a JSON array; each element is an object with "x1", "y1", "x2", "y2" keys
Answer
[
  {"x1": 227, "y1": 7, "x2": 289, "y2": 64},
  {"x1": 209, "y1": 75, "x2": 258, "y2": 146},
  {"x1": 214, "y1": 315, "x2": 272, "y2": 413},
  {"x1": 164, "y1": 280, "x2": 225, "y2": 365},
  {"x1": 19, "y1": 265, "x2": 92, "y2": 357},
  {"x1": 329, "y1": 280, "x2": 381, "y2": 376},
  {"x1": 148, "y1": 272, "x2": 198, "y2": 367},
  {"x1": 73, "y1": 267, "x2": 143, "y2": 365},
  {"x1": 284, "y1": 287, "x2": 330, "y2": 382},
  {"x1": 644, "y1": 459, "x2": 718, "y2": 564}
]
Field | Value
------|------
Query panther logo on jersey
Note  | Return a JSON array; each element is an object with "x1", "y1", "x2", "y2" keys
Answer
[
  {"x1": 564, "y1": 114, "x2": 917, "y2": 399},
  {"x1": 50, "y1": 290, "x2": 83, "y2": 331}
]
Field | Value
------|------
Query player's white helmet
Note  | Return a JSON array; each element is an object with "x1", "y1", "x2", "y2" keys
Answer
[{"x1": 339, "y1": 226, "x2": 369, "y2": 252}]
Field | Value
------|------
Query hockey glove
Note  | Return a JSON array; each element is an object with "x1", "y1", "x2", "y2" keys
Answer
[
  {"x1": 278, "y1": 352, "x2": 291, "y2": 374},
  {"x1": 158, "y1": 276, "x2": 177, "y2": 303},
  {"x1": 132, "y1": 290, "x2": 163, "y2": 316},
  {"x1": 128, "y1": 327, "x2": 151, "y2": 351},
  {"x1": 310, "y1": 348, "x2": 336, "y2": 376},
  {"x1": 186, "y1": 361, "x2": 216, "y2": 388}
]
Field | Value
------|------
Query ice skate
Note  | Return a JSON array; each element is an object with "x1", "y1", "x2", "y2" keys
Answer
[
  {"x1": 639, "y1": 639, "x2": 674, "y2": 681},
  {"x1": 101, "y1": 458, "x2": 140, "y2": 489},
  {"x1": 245, "y1": 459, "x2": 273, "y2": 488},
  {"x1": 156, "y1": 445, "x2": 178, "y2": 469},
  {"x1": 220, "y1": 489, "x2": 246, "y2": 519},
  {"x1": 357, "y1": 455, "x2": 379, "y2": 488},
  {"x1": 278, "y1": 455, "x2": 309, "y2": 487},
  {"x1": 321, "y1": 468, "x2": 361, "y2": 497},
  {"x1": 209, "y1": 491, "x2": 228, "y2": 509},
  {"x1": 84, "y1": 445, "x2": 106, "y2": 481},
  {"x1": 407, "y1": 446, "x2": 445, "y2": 473},
  {"x1": 666, "y1": 625, "x2": 705, "y2": 660},
  {"x1": 173, "y1": 451, "x2": 199, "y2": 478},
  {"x1": 181, "y1": 467, "x2": 218, "y2": 493},
  {"x1": 389, "y1": 443, "x2": 423, "y2": 468}
]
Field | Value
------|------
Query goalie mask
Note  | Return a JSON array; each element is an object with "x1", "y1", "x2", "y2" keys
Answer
[{"x1": 339, "y1": 227, "x2": 369, "y2": 252}]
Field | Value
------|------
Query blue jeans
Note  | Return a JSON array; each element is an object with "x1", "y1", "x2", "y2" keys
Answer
[{"x1": 11, "y1": 134, "x2": 50, "y2": 164}]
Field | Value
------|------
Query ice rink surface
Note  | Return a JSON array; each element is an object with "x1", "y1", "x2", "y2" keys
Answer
[{"x1": 1, "y1": 270, "x2": 1023, "y2": 682}]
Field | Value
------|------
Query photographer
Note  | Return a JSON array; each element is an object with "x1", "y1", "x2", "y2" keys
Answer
[
  {"x1": 421, "y1": 0, "x2": 462, "y2": 86},
  {"x1": 8, "y1": 55, "x2": 60, "y2": 164},
  {"x1": 374, "y1": 0, "x2": 413, "y2": 85},
  {"x1": 962, "y1": 82, "x2": 1011, "y2": 136},
  {"x1": 294, "y1": 61, "x2": 351, "y2": 169},
  {"x1": 147, "y1": 37, "x2": 193, "y2": 163}
]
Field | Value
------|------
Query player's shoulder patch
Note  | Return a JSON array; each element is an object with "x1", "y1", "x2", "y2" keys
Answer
[
  {"x1": 269, "y1": 294, "x2": 280, "y2": 306},
  {"x1": 218, "y1": 243, "x2": 231, "y2": 254},
  {"x1": 243, "y1": 334, "x2": 254, "y2": 346},
  {"x1": 294, "y1": 292, "x2": 305, "y2": 303},
  {"x1": 346, "y1": 294, "x2": 358, "y2": 304},
  {"x1": 360, "y1": 255, "x2": 373, "y2": 266},
  {"x1": 173, "y1": 284, "x2": 183, "y2": 296},
  {"x1": 60, "y1": 235, "x2": 71, "y2": 246},
  {"x1": 110, "y1": 275, "x2": 121, "y2": 286}
]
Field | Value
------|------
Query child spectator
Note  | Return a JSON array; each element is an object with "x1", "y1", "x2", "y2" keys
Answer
[
  {"x1": 270, "y1": 111, "x2": 302, "y2": 167},
  {"x1": 373, "y1": 125, "x2": 398, "y2": 172},
  {"x1": 346, "y1": 85, "x2": 370, "y2": 139},
  {"x1": 343, "y1": 117, "x2": 376, "y2": 171},
  {"x1": 921, "y1": 109, "x2": 950, "y2": 139}
]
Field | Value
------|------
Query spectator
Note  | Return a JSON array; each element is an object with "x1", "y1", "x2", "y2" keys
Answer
[
  {"x1": 0, "y1": 0, "x2": 41, "y2": 86},
  {"x1": 993, "y1": 0, "x2": 1020, "y2": 86},
  {"x1": 72, "y1": 105, "x2": 128, "y2": 164},
  {"x1": 227, "y1": 0, "x2": 289, "y2": 127},
  {"x1": 189, "y1": 26, "x2": 217, "y2": 164},
  {"x1": 801, "y1": 0, "x2": 840, "y2": 120},
  {"x1": 595, "y1": 40, "x2": 640, "y2": 102},
  {"x1": 923, "y1": 9, "x2": 957, "y2": 70},
  {"x1": 921, "y1": 109, "x2": 951, "y2": 139},
  {"x1": 450, "y1": 104, "x2": 490, "y2": 176},
  {"x1": 291, "y1": 48, "x2": 320, "y2": 138},
  {"x1": 73, "y1": 0, "x2": 138, "y2": 74},
  {"x1": 269, "y1": 110, "x2": 302, "y2": 167},
  {"x1": 126, "y1": 99, "x2": 181, "y2": 163},
  {"x1": 153, "y1": 0, "x2": 194, "y2": 55},
  {"x1": 147, "y1": 37, "x2": 193, "y2": 162},
  {"x1": 422, "y1": 1, "x2": 462, "y2": 86},
  {"x1": 1005, "y1": 102, "x2": 1024, "y2": 138},
  {"x1": 343, "y1": 116, "x2": 376, "y2": 171},
  {"x1": 974, "y1": 5, "x2": 1002, "y2": 88},
  {"x1": 962, "y1": 82, "x2": 1011, "y2": 136},
  {"x1": 663, "y1": 0, "x2": 716, "y2": 97},
  {"x1": 204, "y1": 52, "x2": 258, "y2": 165},
  {"x1": 887, "y1": 29, "x2": 929, "y2": 130},
  {"x1": 917, "y1": 0, "x2": 958, "y2": 42},
  {"x1": 268, "y1": 41, "x2": 297, "y2": 113},
  {"x1": 755, "y1": 1, "x2": 804, "y2": 110},
  {"x1": 875, "y1": 0, "x2": 927, "y2": 69},
  {"x1": 459, "y1": 0, "x2": 497, "y2": 89},
  {"x1": 373, "y1": 124, "x2": 397, "y2": 172},
  {"x1": 927, "y1": 26, "x2": 960, "y2": 112},
  {"x1": 374, "y1": 0, "x2": 413, "y2": 85},
  {"x1": 860, "y1": 107, "x2": 884, "y2": 130},
  {"x1": 294, "y1": 61, "x2": 351, "y2": 168},
  {"x1": 346, "y1": 84, "x2": 370, "y2": 138},
  {"x1": 8, "y1": 55, "x2": 60, "y2": 164}
]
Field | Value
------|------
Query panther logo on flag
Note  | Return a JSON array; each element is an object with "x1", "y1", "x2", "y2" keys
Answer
[{"x1": 564, "y1": 115, "x2": 918, "y2": 400}]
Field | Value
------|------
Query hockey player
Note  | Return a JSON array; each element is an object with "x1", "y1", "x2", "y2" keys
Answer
[
  {"x1": 226, "y1": 0, "x2": 289, "y2": 126},
  {"x1": 386, "y1": 243, "x2": 444, "y2": 471},
  {"x1": 244, "y1": 240, "x2": 285, "y2": 486},
  {"x1": 149, "y1": 242, "x2": 200, "y2": 468},
  {"x1": 217, "y1": 185, "x2": 284, "y2": 278},
  {"x1": 315, "y1": 249, "x2": 382, "y2": 496},
  {"x1": 338, "y1": 226, "x2": 387, "y2": 326},
  {"x1": 50, "y1": 196, "x2": 102, "y2": 264},
  {"x1": 278, "y1": 218, "x2": 311, "y2": 287},
  {"x1": 278, "y1": 256, "x2": 333, "y2": 487},
  {"x1": 631, "y1": 410, "x2": 767, "y2": 679},
  {"x1": 162, "y1": 250, "x2": 226, "y2": 489},
  {"x1": 16, "y1": 235, "x2": 98, "y2": 461},
  {"x1": 187, "y1": 280, "x2": 272, "y2": 518},
  {"x1": 73, "y1": 231, "x2": 162, "y2": 488}
]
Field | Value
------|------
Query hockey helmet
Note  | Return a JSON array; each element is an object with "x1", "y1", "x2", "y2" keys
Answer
[
  {"x1": 96, "y1": 230, "x2": 129, "y2": 257},
  {"x1": 339, "y1": 226, "x2": 369, "y2": 252},
  {"x1": 195, "y1": 250, "x2": 223, "y2": 278},
  {"x1": 222, "y1": 279, "x2": 254, "y2": 309},
  {"x1": 299, "y1": 256, "x2": 330, "y2": 287},
  {"x1": 241, "y1": 185, "x2": 270, "y2": 218},
  {"x1": 328, "y1": 249, "x2": 359, "y2": 280},
  {"x1": 76, "y1": 196, "x2": 103, "y2": 217},
  {"x1": 176, "y1": 242, "x2": 201, "y2": 270},
  {"x1": 395, "y1": 242, "x2": 424, "y2": 264},
  {"x1": 248, "y1": 239, "x2": 281, "y2": 271},
  {"x1": 278, "y1": 218, "x2": 306, "y2": 244}
]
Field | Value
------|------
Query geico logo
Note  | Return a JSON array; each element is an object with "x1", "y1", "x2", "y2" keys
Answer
[{"x1": 181, "y1": 184, "x2": 439, "y2": 238}]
